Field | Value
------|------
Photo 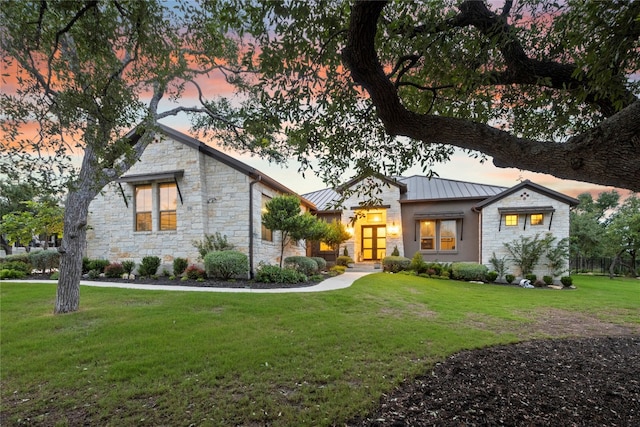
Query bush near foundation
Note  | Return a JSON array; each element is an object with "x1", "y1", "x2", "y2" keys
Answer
[
  {"x1": 382, "y1": 256, "x2": 411, "y2": 273},
  {"x1": 138, "y1": 256, "x2": 161, "y2": 277},
  {"x1": 255, "y1": 264, "x2": 307, "y2": 283},
  {"x1": 104, "y1": 263, "x2": 125, "y2": 278},
  {"x1": 284, "y1": 256, "x2": 319, "y2": 276},
  {"x1": 204, "y1": 250, "x2": 248, "y2": 280},
  {"x1": 451, "y1": 262, "x2": 488, "y2": 281},
  {"x1": 28, "y1": 250, "x2": 60, "y2": 274}
]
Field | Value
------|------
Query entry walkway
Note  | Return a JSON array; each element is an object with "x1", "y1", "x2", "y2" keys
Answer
[{"x1": 20, "y1": 266, "x2": 377, "y2": 294}]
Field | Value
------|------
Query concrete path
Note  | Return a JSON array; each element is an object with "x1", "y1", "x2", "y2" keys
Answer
[{"x1": 18, "y1": 268, "x2": 377, "y2": 294}]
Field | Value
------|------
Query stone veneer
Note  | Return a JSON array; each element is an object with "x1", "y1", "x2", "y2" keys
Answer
[
  {"x1": 480, "y1": 187, "x2": 571, "y2": 280},
  {"x1": 86, "y1": 133, "x2": 305, "y2": 274},
  {"x1": 340, "y1": 177, "x2": 404, "y2": 261}
]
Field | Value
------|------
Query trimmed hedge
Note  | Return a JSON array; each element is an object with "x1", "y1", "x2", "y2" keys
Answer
[
  {"x1": 173, "y1": 258, "x2": 189, "y2": 276},
  {"x1": 255, "y1": 264, "x2": 307, "y2": 284},
  {"x1": 382, "y1": 256, "x2": 411, "y2": 273},
  {"x1": 204, "y1": 250, "x2": 248, "y2": 280},
  {"x1": 284, "y1": 256, "x2": 319, "y2": 276},
  {"x1": 336, "y1": 255, "x2": 354, "y2": 267},
  {"x1": 451, "y1": 262, "x2": 488, "y2": 281},
  {"x1": 310, "y1": 257, "x2": 327, "y2": 271},
  {"x1": 0, "y1": 269, "x2": 26, "y2": 280},
  {"x1": 104, "y1": 263, "x2": 125, "y2": 278}
]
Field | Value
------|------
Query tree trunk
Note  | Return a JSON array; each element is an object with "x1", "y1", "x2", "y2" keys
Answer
[
  {"x1": 1, "y1": 235, "x2": 12, "y2": 255},
  {"x1": 54, "y1": 187, "x2": 93, "y2": 314}
]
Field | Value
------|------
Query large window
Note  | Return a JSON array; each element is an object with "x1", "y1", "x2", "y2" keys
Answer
[
  {"x1": 159, "y1": 183, "x2": 177, "y2": 230},
  {"x1": 261, "y1": 195, "x2": 272, "y2": 241},
  {"x1": 420, "y1": 220, "x2": 435, "y2": 250},
  {"x1": 420, "y1": 220, "x2": 457, "y2": 252},
  {"x1": 135, "y1": 185, "x2": 152, "y2": 231}
]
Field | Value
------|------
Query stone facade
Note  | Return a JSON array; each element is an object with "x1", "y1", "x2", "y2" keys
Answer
[
  {"x1": 85, "y1": 127, "x2": 306, "y2": 274},
  {"x1": 477, "y1": 182, "x2": 574, "y2": 281}
]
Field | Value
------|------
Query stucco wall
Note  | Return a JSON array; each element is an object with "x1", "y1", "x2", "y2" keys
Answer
[
  {"x1": 86, "y1": 133, "x2": 304, "y2": 274},
  {"x1": 480, "y1": 187, "x2": 571, "y2": 280},
  {"x1": 400, "y1": 199, "x2": 482, "y2": 263}
]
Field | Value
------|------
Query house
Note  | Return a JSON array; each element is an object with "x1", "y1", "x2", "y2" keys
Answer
[
  {"x1": 303, "y1": 175, "x2": 578, "y2": 280},
  {"x1": 87, "y1": 125, "x2": 578, "y2": 281},
  {"x1": 85, "y1": 125, "x2": 313, "y2": 275}
]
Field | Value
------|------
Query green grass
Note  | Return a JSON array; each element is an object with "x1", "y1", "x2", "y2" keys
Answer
[{"x1": 1, "y1": 274, "x2": 638, "y2": 426}]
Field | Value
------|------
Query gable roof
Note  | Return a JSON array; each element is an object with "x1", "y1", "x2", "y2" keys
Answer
[
  {"x1": 123, "y1": 124, "x2": 315, "y2": 209},
  {"x1": 473, "y1": 179, "x2": 579, "y2": 210},
  {"x1": 336, "y1": 172, "x2": 408, "y2": 194},
  {"x1": 398, "y1": 175, "x2": 506, "y2": 202}
]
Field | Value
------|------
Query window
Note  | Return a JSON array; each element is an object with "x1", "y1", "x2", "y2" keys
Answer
[
  {"x1": 530, "y1": 213, "x2": 544, "y2": 225},
  {"x1": 420, "y1": 220, "x2": 457, "y2": 252},
  {"x1": 439, "y1": 220, "x2": 456, "y2": 251},
  {"x1": 320, "y1": 242, "x2": 333, "y2": 252},
  {"x1": 420, "y1": 220, "x2": 435, "y2": 250},
  {"x1": 505, "y1": 214, "x2": 518, "y2": 226},
  {"x1": 261, "y1": 195, "x2": 272, "y2": 241},
  {"x1": 135, "y1": 185, "x2": 152, "y2": 231},
  {"x1": 159, "y1": 183, "x2": 177, "y2": 230}
]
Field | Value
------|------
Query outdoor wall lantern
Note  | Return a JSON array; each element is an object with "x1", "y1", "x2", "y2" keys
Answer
[
  {"x1": 346, "y1": 226, "x2": 355, "y2": 236},
  {"x1": 387, "y1": 221, "x2": 400, "y2": 236}
]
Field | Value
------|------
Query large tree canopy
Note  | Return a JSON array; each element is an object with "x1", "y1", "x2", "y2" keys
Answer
[
  {"x1": 0, "y1": 0, "x2": 249, "y2": 313},
  {"x1": 217, "y1": 0, "x2": 639, "y2": 191}
]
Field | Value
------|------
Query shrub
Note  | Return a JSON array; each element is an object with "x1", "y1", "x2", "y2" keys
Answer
[
  {"x1": 336, "y1": 255, "x2": 354, "y2": 267},
  {"x1": 87, "y1": 259, "x2": 110, "y2": 273},
  {"x1": 29, "y1": 250, "x2": 60, "y2": 273},
  {"x1": 173, "y1": 257, "x2": 189, "y2": 276},
  {"x1": 543, "y1": 275, "x2": 554, "y2": 285},
  {"x1": 310, "y1": 257, "x2": 327, "y2": 271},
  {"x1": 0, "y1": 260, "x2": 32, "y2": 274},
  {"x1": 184, "y1": 265, "x2": 206, "y2": 280},
  {"x1": 87, "y1": 269, "x2": 101, "y2": 280},
  {"x1": 104, "y1": 263, "x2": 125, "y2": 278},
  {"x1": 343, "y1": 247, "x2": 349, "y2": 256},
  {"x1": 192, "y1": 233, "x2": 235, "y2": 260},
  {"x1": 505, "y1": 274, "x2": 516, "y2": 284},
  {"x1": 284, "y1": 256, "x2": 319, "y2": 276},
  {"x1": 0, "y1": 269, "x2": 26, "y2": 280},
  {"x1": 82, "y1": 257, "x2": 92, "y2": 274},
  {"x1": 329, "y1": 265, "x2": 346, "y2": 275},
  {"x1": 525, "y1": 273, "x2": 537, "y2": 282},
  {"x1": 382, "y1": 256, "x2": 411, "y2": 273},
  {"x1": 204, "y1": 250, "x2": 248, "y2": 280},
  {"x1": 425, "y1": 262, "x2": 443, "y2": 276},
  {"x1": 488, "y1": 252, "x2": 508, "y2": 281},
  {"x1": 486, "y1": 271, "x2": 498, "y2": 282},
  {"x1": 3, "y1": 253, "x2": 30, "y2": 264},
  {"x1": 255, "y1": 264, "x2": 306, "y2": 283},
  {"x1": 122, "y1": 260, "x2": 135, "y2": 275},
  {"x1": 451, "y1": 262, "x2": 488, "y2": 281},
  {"x1": 391, "y1": 245, "x2": 400, "y2": 256},
  {"x1": 533, "y1": 279, "x2": 546, "y2": 287},
  {"x1": 439, "y1": 271, "x2": 450, "y2": 279},
  {"x1": 50, "y1": 271, "x2": 59, "y2": 280},
  {"x1": 560, "y1": 276, "x2": 573, "y2": 287},
  {"x1": 138, "y1": 256, "x2": 161, "y2": 277},
  {"x1": 409, "y1": 252, "x2": 427, "y2": 274}
]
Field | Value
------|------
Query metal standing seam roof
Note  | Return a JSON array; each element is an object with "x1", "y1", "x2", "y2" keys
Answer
[
  {"x1": 302, "y1": 176, "x2": 508, "y2": 211},
  {"x1": 399, "y1": 175, "x2": 507, "y2": 201}
]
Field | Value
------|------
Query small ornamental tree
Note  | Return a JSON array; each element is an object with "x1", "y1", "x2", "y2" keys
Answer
[
  {"x1": 321, "y1": 220, "x2": 352, "y2": 262},
  {"x1": 262, "y1": 195, "x2": 326, "y2": 267}
]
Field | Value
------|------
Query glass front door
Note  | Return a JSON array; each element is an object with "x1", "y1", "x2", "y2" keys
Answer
[{"x1": 361, "y1": 225, "x2": 386, "y2": 260}]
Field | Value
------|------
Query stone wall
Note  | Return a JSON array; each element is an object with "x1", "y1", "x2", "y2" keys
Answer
[
  {"x1": 86, "y1": 133, "x2": 304, "y2": 274},
  {"x1": 480, "y1": 188, "x2": 571, "y2": 280}
]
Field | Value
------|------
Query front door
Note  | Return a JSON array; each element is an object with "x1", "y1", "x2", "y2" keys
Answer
[{"x1": 361, "y1": 225, "x2": 386, "y2": 260}]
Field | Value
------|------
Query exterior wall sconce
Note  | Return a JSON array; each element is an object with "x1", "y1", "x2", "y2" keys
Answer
[
  {"x1": 346, "y1": 226, "x2": 355, "y2": 236},
  {"x1": 387, "y1": 221, "x2": 400, "y2": 236}
]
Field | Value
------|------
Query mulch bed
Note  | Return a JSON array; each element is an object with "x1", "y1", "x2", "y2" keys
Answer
[{"x1": 349, "y1": 336, "x2": 640, "y2": 426}]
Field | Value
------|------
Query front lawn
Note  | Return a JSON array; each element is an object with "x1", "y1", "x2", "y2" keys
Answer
[{"x1": 1, "y1": 274, "x2": 638, "y2": 426}]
